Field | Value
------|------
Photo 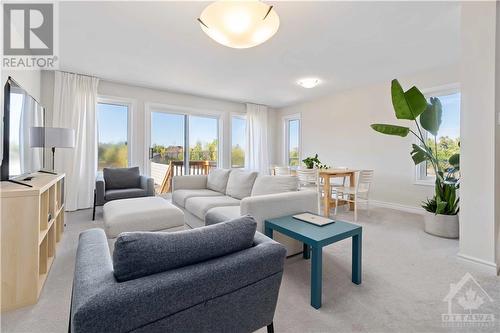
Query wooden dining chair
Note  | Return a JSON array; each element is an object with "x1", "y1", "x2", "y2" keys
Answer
[
  {"x1": 296, "y1": 168, "x2": 321, "y2": 213},
  {"x1": 333, "y1": 170, "x2": 374, "y2": 221}
]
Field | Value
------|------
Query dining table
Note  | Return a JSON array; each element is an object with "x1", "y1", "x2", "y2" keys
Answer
[{"x1": 318, "y1": 168, "x2": 359, "y2": 217}]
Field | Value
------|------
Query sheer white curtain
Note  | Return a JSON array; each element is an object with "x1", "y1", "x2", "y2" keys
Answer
[
  {"x1": 52, "y1": 71, "x2": 99, "y2": 211},
  {"x1": 244, "y1": 103, "x2": 269, "y2": 174}
]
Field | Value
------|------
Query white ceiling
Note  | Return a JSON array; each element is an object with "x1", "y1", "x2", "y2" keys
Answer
[{"x1": 59, "y1": 1, "x2": 460, "y2": 108}]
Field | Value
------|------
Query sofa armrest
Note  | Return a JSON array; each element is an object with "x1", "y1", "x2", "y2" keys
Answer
[
  {"x1": 71, "y1": 229, "x2": 116, "y2": 333},
  {"x1": 72, "y1": 232, "x2": 286, "y2": 333},
  {"x1": 139, "y1": 175, "x2": 155, "y2": 196},
  {"x1": 172, "y1": 175, "x2": 208, "y2": 191},
  {"x1": 95, "y1": 174, "x2": 106, "y2": 206},
  {"x1": 240, "y1": 191, "x2": 319, "y2": 232}
]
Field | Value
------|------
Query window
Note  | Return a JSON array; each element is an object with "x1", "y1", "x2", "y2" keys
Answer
[
  {"x1": 231, "y1": 116, "x2": 246, "y2": 168},
  {"x1": 284, "y1": 116, "x2": 301, "y2": 166},
  {"x1": 416, "y1": 89, "x2": 460, "y2": 183},
  {"x1": 97, "y1": 102, "x2": 129, "y2": 170}
]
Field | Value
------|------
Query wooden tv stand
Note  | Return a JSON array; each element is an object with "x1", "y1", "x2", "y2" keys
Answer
[{"x1": 1, "y1": 172, "x2": 65, "y2": 312}]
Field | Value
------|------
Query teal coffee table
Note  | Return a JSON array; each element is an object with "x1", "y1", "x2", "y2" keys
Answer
[{"x1": 264, "y1": 214, "x2": 362, "y2": 309}]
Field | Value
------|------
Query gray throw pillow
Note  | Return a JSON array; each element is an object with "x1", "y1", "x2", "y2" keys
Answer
[
  {"x1": 103, "y1": 167, "x2": 140, "y2": 190},
  {"x1": 226, "y1": 169, "x2": 259, "y2": 199},
  {"x1": 207, "y1": 168, "x2": 231, "y2": 194},
  {"x1": 113, "y1": 215, "x2": 257, "y2": 282}
]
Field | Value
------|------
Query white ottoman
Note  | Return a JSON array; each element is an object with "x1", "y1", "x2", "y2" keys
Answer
[{"x1": 103, "y1": 197, "x2": 185, "y2": 238}]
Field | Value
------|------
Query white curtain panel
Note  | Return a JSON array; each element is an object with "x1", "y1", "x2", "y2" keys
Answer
[
  {"x1": 244, "y1": 103, "x2": 269, "y2": 174},
  {"x1": 52, "y1": 71, "x2": 99, "y2": 211}
]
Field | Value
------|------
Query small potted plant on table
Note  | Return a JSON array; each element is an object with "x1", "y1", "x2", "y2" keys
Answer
[{"x1": 371, "y1": 79, "x2": 459, "y2": 238}]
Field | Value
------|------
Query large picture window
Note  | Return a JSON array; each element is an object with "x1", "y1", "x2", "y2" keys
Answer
[
  {"x1": 284, "y1": 115, "x2": 301, "y2": 166},
  {"x1": 416, "y1": 88, "x2": 460, "y2": 183},
  {"x1": 231, "y1": 115, "x2": 246, "y2": 168},
  {"x1": 97, "y1": 101, "x2": 130, "y2": 170}
]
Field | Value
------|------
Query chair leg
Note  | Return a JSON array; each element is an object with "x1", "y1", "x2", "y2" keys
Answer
[
  {"x1": 334, "y1": 193, "x2": 339, "y2": 215},
  {"x1": 267, "y1": 322, "x2": 274, "y2": 333},
  {"x1": 353, "y1": 196, "x2": 358, "y2": 222},
  {"x1": 92, "y1": 189, "x2": 96, "y2": 221}
]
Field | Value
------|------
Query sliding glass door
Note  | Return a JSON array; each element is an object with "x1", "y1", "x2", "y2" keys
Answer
[
  {"x1": 189, "y1": 115, "x2": 218, "y2": 166},
  {"x1": 148, "y1": 110, "x2": 219, "y2": 186}
]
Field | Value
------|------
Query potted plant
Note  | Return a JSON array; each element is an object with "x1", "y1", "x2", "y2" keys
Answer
[
  {"x1": 302, "y1": 154, "x2": 329, "y2": 169},
  {"x1": 370, "y1": 79, "x2": 460, "y2": 238}
]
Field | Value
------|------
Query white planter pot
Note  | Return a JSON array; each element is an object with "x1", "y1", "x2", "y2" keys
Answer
[{"x1": 424, "y1": 212, "x2": 459, "y2": 239}]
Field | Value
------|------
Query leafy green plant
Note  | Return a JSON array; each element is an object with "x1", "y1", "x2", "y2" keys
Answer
[
  {"x1": 371, "y1": 79, "x2": 460, "y2": 215},
  {"x1": 302, "y1": 154, "x2": 329, "y2": 169}
]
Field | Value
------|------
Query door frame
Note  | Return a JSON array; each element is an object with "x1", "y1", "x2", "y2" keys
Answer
[{"x1": 144, "y1": 102, "x2": 224, "y2": 176}]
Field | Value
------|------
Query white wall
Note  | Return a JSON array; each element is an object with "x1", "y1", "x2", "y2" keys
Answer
[
  {"x1": 274, "y1": 65, "x2": 458, "y2": 208},
  {"x1": 459, "y1": 1, "x2": 498, "y2": 272},
  {"x1": 497, "y1": 1, "x2": 500, "y2": 273}
]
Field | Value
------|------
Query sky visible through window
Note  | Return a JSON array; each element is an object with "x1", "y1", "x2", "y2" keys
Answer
[
  {"x1": 97, "y1": 103, "x2": 128, "y2": 143},
  {"x1": 435, "y1": 92, "x2": 460, "y2": 139},
  {"x1": 289, "y1": 119, "x2": 299, "y2": 151},
  {"x1": 150, "y1": 113, "x2": 220, "y2": 147},
  {"x1": 232, "y1": 117, "x2": 245, "y2": 148}
]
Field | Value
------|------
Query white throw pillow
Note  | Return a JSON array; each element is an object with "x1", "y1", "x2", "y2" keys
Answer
[
  {"x1": 207, "y1": 169, "x2": 231, "y2": 194},
  {"x1": 226, "y1": 170, "x2": 259, "y2": 200},
  {"x1": 251, "y1": 175, "x2": 299, "y2": 196}
]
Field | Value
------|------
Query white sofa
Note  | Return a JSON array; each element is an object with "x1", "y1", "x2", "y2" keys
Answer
[{"x1": 172, "y1": 169, "x2": 319, "y2": 255}]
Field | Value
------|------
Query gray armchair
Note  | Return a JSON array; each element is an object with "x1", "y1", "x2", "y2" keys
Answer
[
  {"x1": 69, "y1": 217, "x2": 286, "y2": 333},
  {"x1": 93, "y1": 167, "x2": 154, "y2": 220}
]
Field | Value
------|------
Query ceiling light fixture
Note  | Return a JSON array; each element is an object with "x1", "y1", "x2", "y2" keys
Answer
[
  {"x1": 297, "y1": 78, "x2": 321, "y2": 89},
  {"x1": 198, "y1": 1, "x2": 280, "y2": 49}
]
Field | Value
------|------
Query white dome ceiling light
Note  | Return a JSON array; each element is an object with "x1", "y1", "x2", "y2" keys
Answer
[
  {"x1": 198, "y1": 1, "x2": 280, "y2": 49},
  {"x1": 297, "y1": 78, "x2": 321, "y2": 89}
]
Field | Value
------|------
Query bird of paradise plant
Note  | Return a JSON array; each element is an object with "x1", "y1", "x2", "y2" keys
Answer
[{"x1": 371, "y1": 79, "x2": 459, "y2": 215}]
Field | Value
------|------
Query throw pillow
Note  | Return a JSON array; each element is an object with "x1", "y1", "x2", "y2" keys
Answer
[{"x1": 113, "y1": 215, "x2": 257, "y2": 282}]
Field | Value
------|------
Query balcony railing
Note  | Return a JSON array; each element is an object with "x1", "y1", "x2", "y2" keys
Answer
[{"x1": 154, "y1": 160, "x2": 217, "y2": 193}]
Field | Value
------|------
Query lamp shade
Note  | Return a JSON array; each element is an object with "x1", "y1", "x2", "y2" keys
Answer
[{"x1": 30, "y1": 127, "x2": 75, "y2": 148}]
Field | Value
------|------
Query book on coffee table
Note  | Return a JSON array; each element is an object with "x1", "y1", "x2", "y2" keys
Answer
[{"x1": 292, "y1": 213, "x2": 335, "y2": 226}]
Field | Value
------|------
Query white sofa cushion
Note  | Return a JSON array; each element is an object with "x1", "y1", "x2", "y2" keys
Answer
[
  {"x1": 226, "y1": 169, "x2": 258, "y2": 200},
  {"x1": 251, "y1": 175, "x2": 298, "y2": 196},
  {"x1": 205, "y1": 206, "x2": 242, "y2": 226},
  {"x1": 185, "y1": 196, "x2": 241, "y2": 220},
  {"x1": 172, "y1": 189, "x2": 223, "y2": 208},
  {"x1": 207, "y1": 169, "x2": 231, "y2": 194},
  {"x1": 103, "y1": 197, "x2": 184, "y2": 238}
]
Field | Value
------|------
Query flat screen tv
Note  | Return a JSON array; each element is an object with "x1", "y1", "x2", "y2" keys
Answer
[{"x1": 1, "y1": 77, "x2": 45, "y2": 181}]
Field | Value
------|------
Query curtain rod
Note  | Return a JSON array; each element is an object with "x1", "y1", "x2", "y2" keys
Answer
[{"x1": 56, "y1": 70, "x2": 98, "y2": 79}]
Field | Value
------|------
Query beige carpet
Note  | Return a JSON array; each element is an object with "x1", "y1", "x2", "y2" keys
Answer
[{"x1": 2, "y1": 205, "x2": 499, "y2": 333}]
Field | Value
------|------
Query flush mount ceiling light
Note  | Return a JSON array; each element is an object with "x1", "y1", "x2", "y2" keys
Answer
[
  {"x1": 297, "y1": 78, "x2": 321, "y2": 89},
  {"x1": 198, "y1": 1, "x2": 280, "y2": 49}
]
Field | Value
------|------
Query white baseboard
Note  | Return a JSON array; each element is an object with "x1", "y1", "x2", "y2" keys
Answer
[
  {"x1": 457, "y1": 253, "x2": 499, "y2": 275},
  {"x1": 370, "y1": 200, "x2": 425, "y2": 215}
]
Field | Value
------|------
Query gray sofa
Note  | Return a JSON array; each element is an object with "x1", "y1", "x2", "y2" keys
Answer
[
  {"x1": 172, "y1": 169, "x2": 319, "y2": 255},
  {"x1": 93, "y1": 166, "x2": 155, "y2": 220},
  {"x1": 70, "y1": 217, "x2": 286, "y2": 333}
]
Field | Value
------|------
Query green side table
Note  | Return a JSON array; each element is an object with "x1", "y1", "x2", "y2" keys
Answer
[{"x1": 264, "y1": 214, "x2": 362, "y2": 309}]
